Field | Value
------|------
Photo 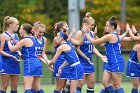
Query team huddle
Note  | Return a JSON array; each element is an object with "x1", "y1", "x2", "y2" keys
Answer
[{"x1": 0, "y1": 12, "x2": 140, "y2": 93}]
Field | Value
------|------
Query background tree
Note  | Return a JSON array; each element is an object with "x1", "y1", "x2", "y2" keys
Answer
[{"x1": 0, "y1": 0, "x2": 139, "y2": 49}]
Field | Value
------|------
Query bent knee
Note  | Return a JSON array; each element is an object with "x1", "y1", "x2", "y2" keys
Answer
[
  {"x1": 102, "y1": 80, "x2": 110, "y2": 87},
  {"x1": 113, "y1": 82, "x2": 121, "y2": 89},
  {"x1": 87, "y1": 79, "x2": 95, "y2": 87},
  {"x1": 11, "y1": 84, "x2": 18, "y2": 90},
  {"x1": 1, "y1": 84, "x2": 8, "y2": 90},
  {"x1": 132, "y1": 83, "x2": 139, "y2": 88}
]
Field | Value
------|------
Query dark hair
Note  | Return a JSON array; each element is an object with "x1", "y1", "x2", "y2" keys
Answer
[
  {"x1": 54, "y1": 21, "x2": 67, "y2": 36},
  {"x1": 109, "y1": 16, "x2": 117, "y2": 29},
  {"x1": 103, "y1": 30, "x2": 109, "y2": 35},
  {"x1": 22, "y1": 23, "x2": 32, "y2": 34}
]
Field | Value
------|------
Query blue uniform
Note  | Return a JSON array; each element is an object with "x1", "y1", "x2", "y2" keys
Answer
[
  {"x1": 35, "y1": 36, "x2": 44, "y2": 57},
  {"x1": 104, "y1": 32, "x2": 125, "y2": 73},
  {"x1": 78, "y1": 31, "x2": 95, "y2": 74},
  {"x1": 1, "y1": 31, "x2": 20, "y2": 75},
  {"x1": 0, "y1": 41, "x2": 4, "y2": 73},
  {"x1": 53, "y1": 45, "x2": 69, "y2": 79},
  {"x1": 21, "y1": 36, "x2": 42, "y2": 76},
  {"x1": 0, "y1": 55, "x2": 4, "y2": 73},
  {"x1": 126, "y1": 50, "x2": 140, "y2": 78},
  {"x1": 62, "y1": 41, "x2": 84, "y2": 80}
]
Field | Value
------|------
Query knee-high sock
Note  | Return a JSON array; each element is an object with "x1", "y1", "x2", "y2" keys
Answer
[
  {"x1": 87, "y1": 88, "x2": 94, "y2": 93},
  {"x1": 31, "y1": 89, "x2": 36, "y2": 93},
  {"x1": 24, "y1": 89, "x2": 32, "y2": 93},
  {"x1": 53, "y1": 90, "x2": 60, "y2": 93},
  {"x1": 131, "y1": 88, "x2": 138, "y2": 93},
  {"x1": 115, "y1": 88, "x2": 124, "y2": 93},
  {"x1": 62, "y1": 90, "x2": 65, "y2": 93},
  {"x1": 105, "y1": 86, "x2": 114, "y2": 93},
  {"x1": 100, "y1": 89, "x2": 106, "y2": 93},
  {"x1": 77, "y1": 87, "x2": 82, "y2": 93},
  {"x1": 10, "y1": 90, "x2": 17, "y2": 93},
  {"x1": 0, "y1": 90, "x2": 6, "y2": 93},
  {"x1": 37, "y1": 89, "x2": 44, "y2": 93}
]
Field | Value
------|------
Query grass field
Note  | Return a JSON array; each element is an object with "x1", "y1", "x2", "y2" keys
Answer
[{"x1": 5, "y1": 82, "x2": 133, "y2": 93}]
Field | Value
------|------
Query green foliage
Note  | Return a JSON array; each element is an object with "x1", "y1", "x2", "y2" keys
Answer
[
  {"x1": 0, "y1": 0, "x2": 67, "y2": 41},
  {"x1": 81, "y1": 0, "x2": 140, "y2": 49},
  {"x1": 0, "y1": 0, "x2": 140, "y2": 49}
]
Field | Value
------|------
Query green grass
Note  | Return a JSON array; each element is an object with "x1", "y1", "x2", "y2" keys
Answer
[{"x1": 5, "y1": 82, "x2": 133, "y2": 93}]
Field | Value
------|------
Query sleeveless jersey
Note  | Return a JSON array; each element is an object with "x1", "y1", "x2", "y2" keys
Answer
[
  {"x1": 35, "y1": 36, "x2": 45, "y2": 57},
  {"x1": 105, "y1": 32, "x2": 124, "y2": 64}
]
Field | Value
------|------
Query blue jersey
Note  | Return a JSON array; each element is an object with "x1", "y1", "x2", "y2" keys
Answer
[
  {"x1": 0, "y1": 55, "x2": 3, "y2": 73},
  {"x1": 62, "y1": 41, "x2": 84, "y2": 80},
  {"x1": 78, "y1": 31, "x2": 95, "y2": 74},
  {"x1": 35, "y1": 36, "x2": 45, "y2": 57},
  {"x1": 3, "y1": 31, "x2": 19, "y2": 57},
  {"x1": 54, "y1": 45, "x2": 65, "y2": 63},
  {"x1": 129, "y1": 50, "x2": 138, "y2": 63},
  {"x1": 126, "y1": 50, "x2": 140, "y2": 77},
  {"x1": 0, "y1": 42, "x2": 3, "y2": 73},
  {"x1": 105, "y1": 32, "x2": 124, "y2": 64},
  {"x1": 21, "y1": 36, "x2": 42, "y2": 76},
  {"x1": 63, "y1": 41, "x2": 79, "y2": 65},
  {"x1": 1, "y1": 31, "x2": 20, "y2": 74},
  {"x1": 21, "y1": 36, "x2": 39, "y2": 59},
  {"x1": 104, "y1": 32, "x2": 124, "y2": 73},
  {"x1": 53, "y1": 45, "x2": 69, "y2": 79},
  {"x1": 79, "y1": 31, "x2": 94, "y2": 59}
]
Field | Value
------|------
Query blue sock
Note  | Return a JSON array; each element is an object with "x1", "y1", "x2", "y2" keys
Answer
[
  {"x1": 77, "y1": 87, "x2": 82, "y2": 93},
  {"x1": 87, "y1": 88, "x2": 94, "y2": 93},
  {"x1": 109, "y1": 85, "x2": 115, "y2": 93},
  {"x1": 115, "y1": 88, "x2": 124, "y2": 93},
  {"x1": 105, "y1": 86, "x2": 114, "y2": 93},
  {"x1": 132, "y1": 88, "x2": 138, "y2": 93},
  {"x1": 100, "y1": 89, "x2": 106, "y2": 93},
  {"x1": 31, "y1": 89, "x2": 36, "y2": 93},
  {"x1": 62, "y1": 90, "x2": 65, "y2": 93},
  {"x1": 0, "y1": 90, "x2": 6, "y2": 93},
  {"x1": 37, "y1": 89, "x2": 44, "y2": 93},
  {"x1": 53, "y1": 90, "x2": 60, "y2": 93},
  {"x1": 25, "y1": 89, "x2": 31, "y2": 93},
  {"x1": 11, "y1": 90, "x2": 17, "y2": 93}
]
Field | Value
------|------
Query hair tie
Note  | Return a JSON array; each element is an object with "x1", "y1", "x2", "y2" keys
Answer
[
  {"x1": 54, "y1": 23, "x2": 58, "y2": 29},
  {"x1": 34, "y1": 21, "x2": 40, "y2": 26}
]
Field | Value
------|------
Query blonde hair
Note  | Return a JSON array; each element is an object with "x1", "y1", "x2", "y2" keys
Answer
[
  {"x1": 32, "y1": 21, "x2": 46, "y2": 30},
  {"x1": 82, "y1": 12, "x2": 95, "y2": 25},
  {"x1": 85, "y1": 12, "x2": 92, "y2": 18},
  {"x1": 3, "y1": 16, "x2": 18, "y2": 31}
]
